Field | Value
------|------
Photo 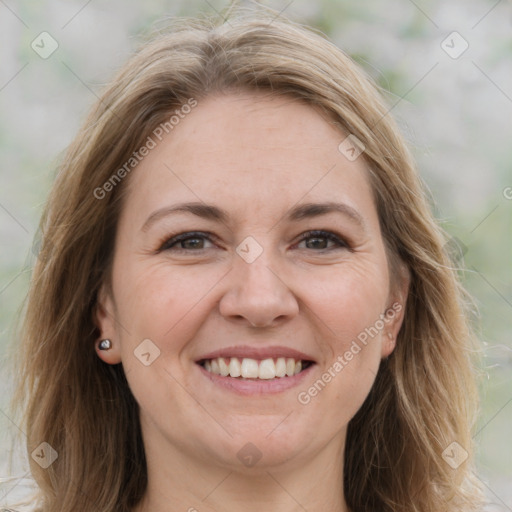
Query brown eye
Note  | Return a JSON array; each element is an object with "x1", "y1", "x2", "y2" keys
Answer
[
  {"x1": 160, "y1": 232, "x2": 215, "y2": 251},
  {"x1": 296, "y1": 230, "x2": 350, "y2": 251}
]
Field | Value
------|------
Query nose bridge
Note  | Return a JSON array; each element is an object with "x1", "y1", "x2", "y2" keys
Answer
[
  {"x1": 240, "y1": 249, "x2": 281, "y2": 293},
  {"x1": 219, "y1": 238, "x2": 299, "y2": 327}
]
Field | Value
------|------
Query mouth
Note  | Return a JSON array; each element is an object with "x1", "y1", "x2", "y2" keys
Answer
[
  {"x1": 197, "y1": 356, "x2": 315, "y2": 380},
  {"x1": 194, "y1": 345, "x2": 317, "y2": 395}
]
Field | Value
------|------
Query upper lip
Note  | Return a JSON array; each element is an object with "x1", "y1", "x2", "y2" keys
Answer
[{"x1": 196, "y1": 345, "x2": 316, "y2": 363}]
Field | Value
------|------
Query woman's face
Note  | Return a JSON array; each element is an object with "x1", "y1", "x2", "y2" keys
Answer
[{"x1": 96, "y1": 91, "x2": 407, "y2": 473}]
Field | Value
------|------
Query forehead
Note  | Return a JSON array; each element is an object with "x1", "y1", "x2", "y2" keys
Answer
[{"x1": 122, "y1": 91, "x2": 376, "y2": 227}]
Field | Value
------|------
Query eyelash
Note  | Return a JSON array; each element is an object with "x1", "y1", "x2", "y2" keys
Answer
[{"x1": 158, "y1": 230, "x2": 351, "y2": 253}]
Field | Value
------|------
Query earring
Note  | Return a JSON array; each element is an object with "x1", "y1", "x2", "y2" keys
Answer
[{"x1": 99, "y1": 339, "x2": 112, "y2": 351}]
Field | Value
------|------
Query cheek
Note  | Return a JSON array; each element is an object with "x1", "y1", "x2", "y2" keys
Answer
[
  {"x1": 115, "y1": 260, "x2": 221, "y2": 341},
  {"x1": 294, "y1": 260, "x2": 388, "y2": 412},
  {"x1": 115, "y1": 250, "x2": 390, "y2": 363},
  {"x1": 304, "y1": 259, "x2": 390, "y2": 348}
]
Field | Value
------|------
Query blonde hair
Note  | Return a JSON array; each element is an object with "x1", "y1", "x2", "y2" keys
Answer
[{"x1": 12, "y1": 8, "x2": 483, "y2": 512}]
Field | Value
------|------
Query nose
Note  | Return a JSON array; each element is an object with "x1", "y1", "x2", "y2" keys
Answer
[{"x1": 218, "y1": 249, "x2": 299, "y2": 328}]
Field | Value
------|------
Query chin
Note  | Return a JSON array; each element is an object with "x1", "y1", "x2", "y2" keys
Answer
[{"x1": 204, "y1": 421, "x2": 312, "y2": 472}]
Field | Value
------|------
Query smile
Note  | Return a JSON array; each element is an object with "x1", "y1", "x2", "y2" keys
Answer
[{"x1": 198, "y1": 357, "x2": 314, "y2": 379}]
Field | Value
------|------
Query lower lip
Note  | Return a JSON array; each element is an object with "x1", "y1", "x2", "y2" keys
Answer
[{"x1": 196, "y1": 363, "x2": 316, "y2": 396}]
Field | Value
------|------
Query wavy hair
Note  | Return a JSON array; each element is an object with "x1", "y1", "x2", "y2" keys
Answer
[{"x1": 12, "y1": 8, "x2": 483, "y2": 512}]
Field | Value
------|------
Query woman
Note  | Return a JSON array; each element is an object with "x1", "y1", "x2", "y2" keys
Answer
[{"x1": 13, "y1": 9, "x2": 483, "y2": 512}]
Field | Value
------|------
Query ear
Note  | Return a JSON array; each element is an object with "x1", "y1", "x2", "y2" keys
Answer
[
  {"x1": 381, "y1": 265, "x2": 410, "y2": 358},
  {"x1": 94, "y1": 283, "x2": 122, "y2": 364}
]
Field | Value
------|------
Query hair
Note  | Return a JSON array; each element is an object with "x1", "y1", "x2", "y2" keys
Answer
[{"x1": 11, "y1": 7, "x2": 483, "y2": 512}]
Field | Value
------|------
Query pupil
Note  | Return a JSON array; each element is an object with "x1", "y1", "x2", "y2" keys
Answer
[
  {"x1": 184, "y1": 238, "x2": 202, "y2": 249},
  {"x1": 307, "y1": 237, "x2": 326, "y2": 249}
]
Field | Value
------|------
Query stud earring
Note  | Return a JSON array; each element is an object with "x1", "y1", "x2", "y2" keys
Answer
[{"x1": 99, "y1": 339, "x2": 112, "y2": 351}]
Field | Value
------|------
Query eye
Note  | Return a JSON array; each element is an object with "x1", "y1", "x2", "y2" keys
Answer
[
  {"x1": 295, "y1": 230, "x2": 350, "y2": 251},
  {"x1": 158, "y1": 229, "x2": 351, "y2": 253},
  {"x1": 159, "y1": 231, "x2": 216, "y2": 252}
]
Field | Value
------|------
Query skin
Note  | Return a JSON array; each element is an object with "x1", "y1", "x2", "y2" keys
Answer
[{"x1": 96, "y1": 91, "x2": 408, "y2": 512}]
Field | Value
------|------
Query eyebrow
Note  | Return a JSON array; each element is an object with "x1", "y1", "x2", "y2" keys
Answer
[{"x1": 141, "y1": 201, "x2": 366, "y2": 232}]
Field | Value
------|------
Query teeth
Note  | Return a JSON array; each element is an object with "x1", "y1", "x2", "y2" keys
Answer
[
  {"x1": 218, "y1": 357, "x2": 230, "y2": 376},
  {"x1": 211, "y1": 359, "x2": 220, "y2": 375},
  {"x1": 275, "y1": 357, "x2": 287, "y2": 377},
  {"x1": 229, "y1": 357, "x2": 241, "y2": 377},
  {"x1": 258, "y1": 358, "x2": 276, "y2": 379},
  {"x1": 202, "y1": 357, "x2": 307, "y2": 379},
  {"x1": 241, "y1": 358, "x2": 259, "y2": 378}
]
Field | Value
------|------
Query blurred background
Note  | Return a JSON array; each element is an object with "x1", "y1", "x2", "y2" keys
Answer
[{"x1": 0, "y1": 0, "x2": 511, "y2": 508}]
